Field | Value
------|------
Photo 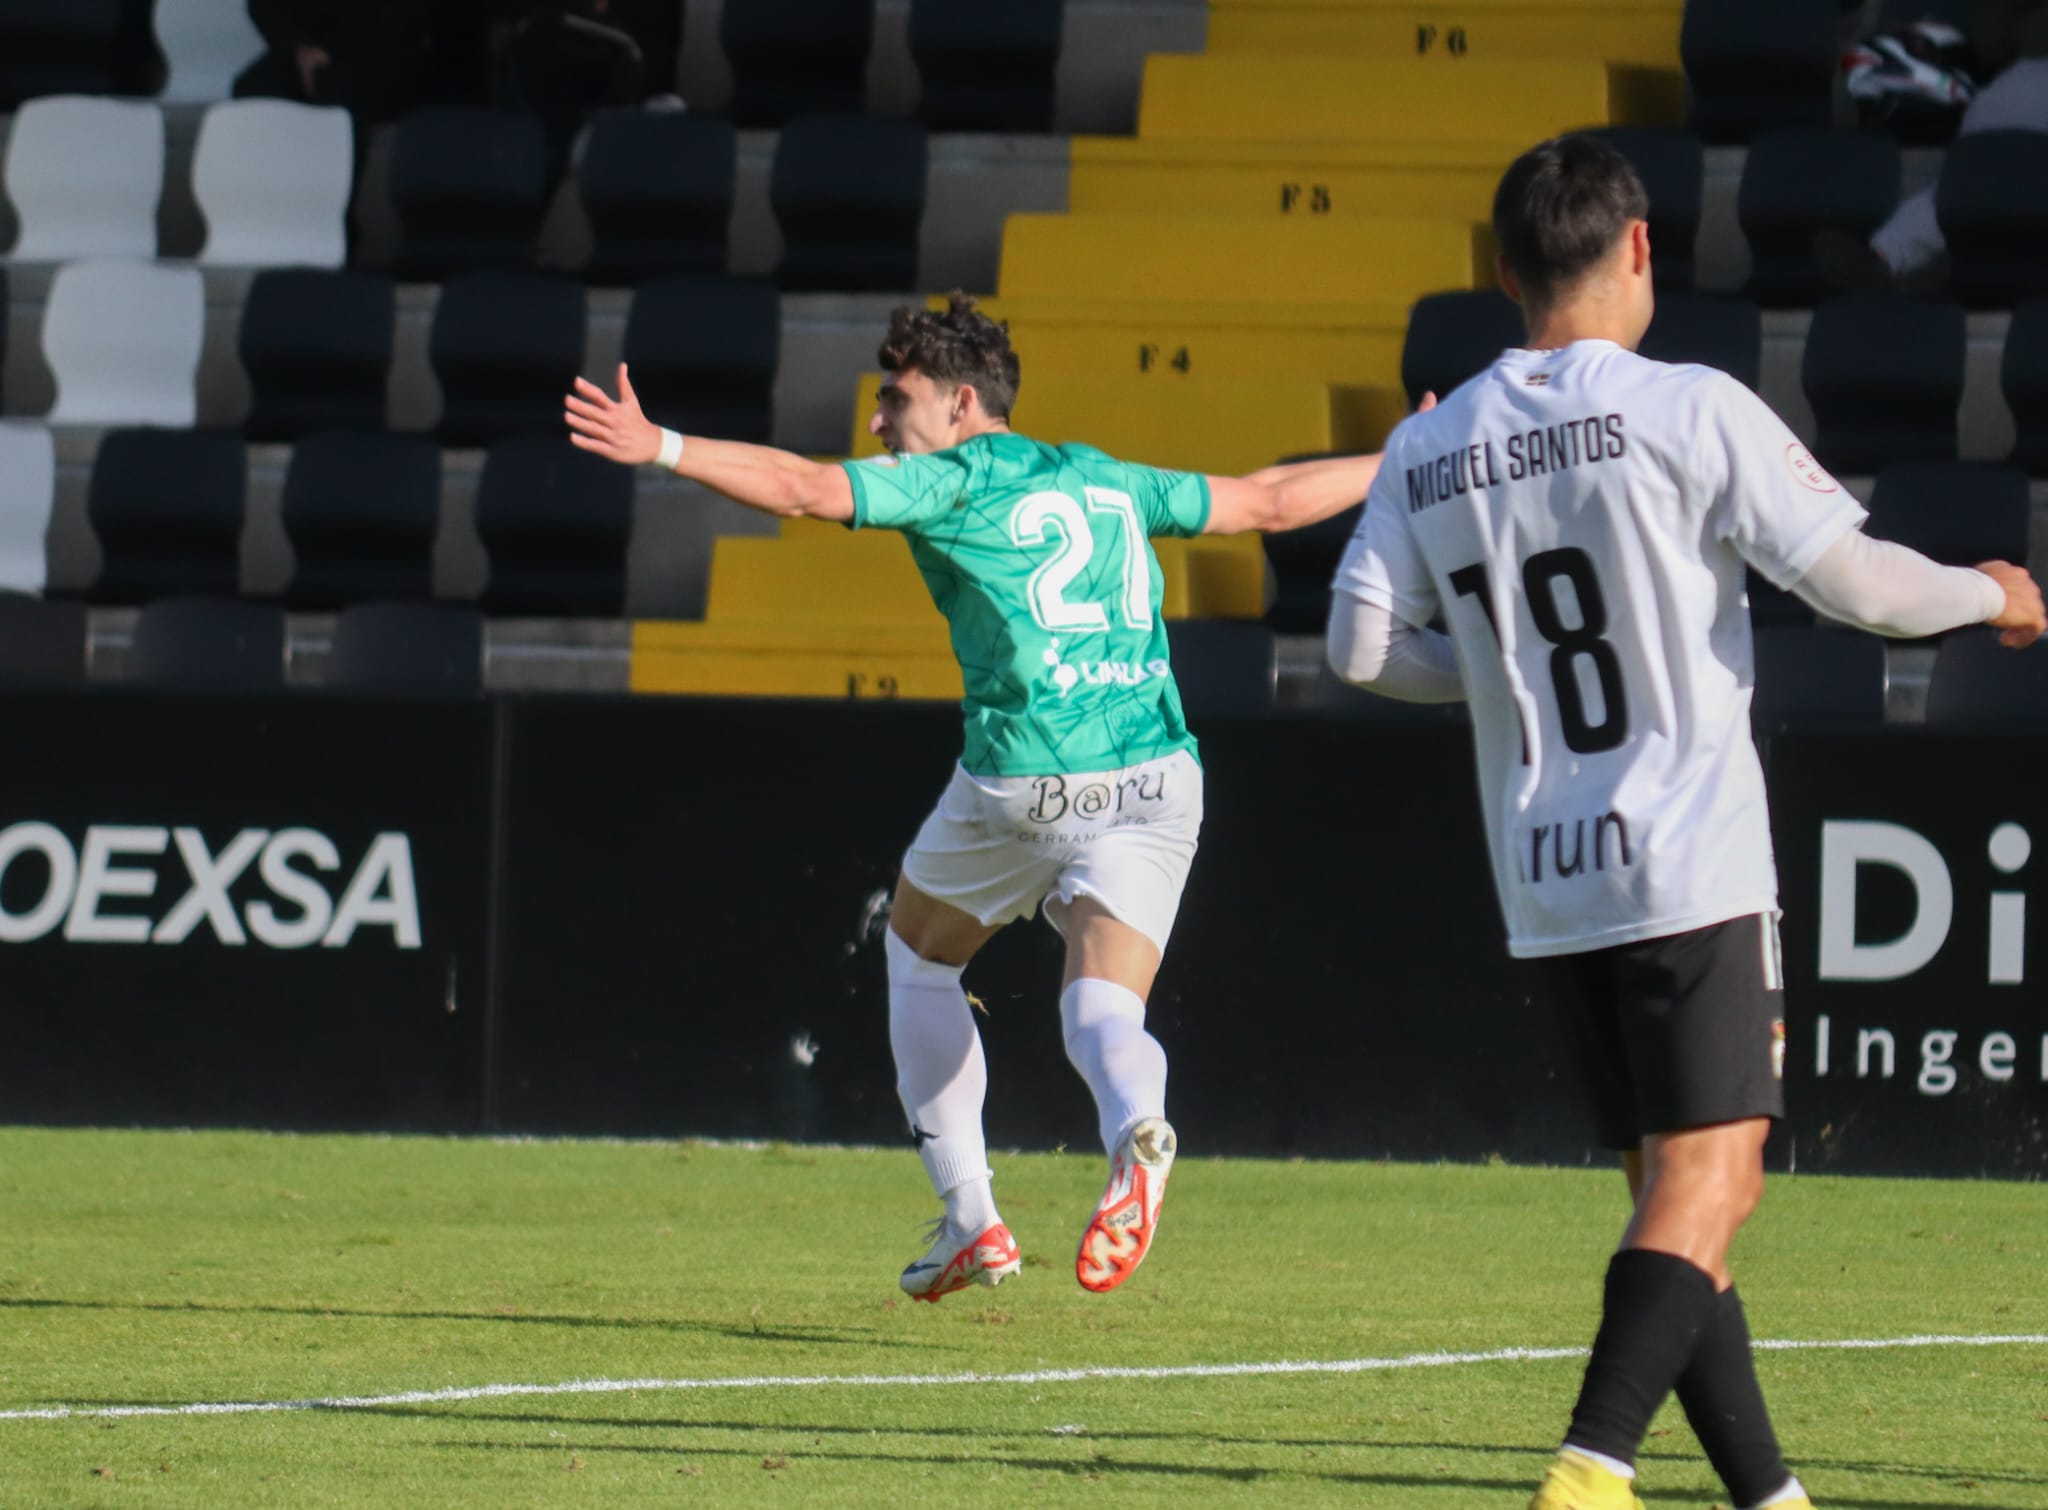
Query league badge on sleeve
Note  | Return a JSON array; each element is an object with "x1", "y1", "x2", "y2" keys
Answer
[{"x1": 1784, "y1": 443, "x2": 1840, "y2": 495}]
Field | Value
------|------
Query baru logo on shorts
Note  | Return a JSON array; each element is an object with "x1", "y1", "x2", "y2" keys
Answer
[{"x1": 1784, "y1": 443, "x2": 1840, "y2": 495}]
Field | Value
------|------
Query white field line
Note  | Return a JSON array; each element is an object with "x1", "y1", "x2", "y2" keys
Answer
[{"x1": 0, "y1": 1333, "x2": 2041, "y2": 1425}]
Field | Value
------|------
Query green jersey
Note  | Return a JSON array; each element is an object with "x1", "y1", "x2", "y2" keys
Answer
[{"x1": 841, "y1": 432, "x2": 1212, "y2": 777}]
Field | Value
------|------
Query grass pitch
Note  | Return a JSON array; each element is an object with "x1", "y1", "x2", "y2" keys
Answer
[{"x1": 0, "y1": 1128, "x2": 2043, "y2": 1508}]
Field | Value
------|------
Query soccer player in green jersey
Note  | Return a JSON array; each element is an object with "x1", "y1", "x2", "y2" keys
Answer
[{"x1": 566, "y1": 295, "x2": 1409, "y2": 1301}]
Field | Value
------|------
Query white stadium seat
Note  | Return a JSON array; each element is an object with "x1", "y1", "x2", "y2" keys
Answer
[
  {"x1": 193, "y1": 100, "x2": 352, "y2": 268},
  {"x1": 0, "y1": 422, "x2": 55, "y2": 593},
  {"x1": 156, "y1": 0, "x2": 268, "y2": 104},
  {"x1": 43, "y1": 259, "x2": 204, "y2": 427},
  {"x1": 2, "y1": 96, "x2": 164, "y2": 262}
]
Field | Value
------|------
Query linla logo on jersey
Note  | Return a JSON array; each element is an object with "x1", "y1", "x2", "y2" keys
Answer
[
  {"x1": 0, "y1": 823, "x2": 422, "y2": 949},
  {"x1": 1041, "y1": 639, "x2": 1171, "y2": 699}
]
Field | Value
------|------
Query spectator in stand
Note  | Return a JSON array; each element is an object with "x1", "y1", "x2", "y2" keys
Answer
[
  {"x1": 1820, "y1": 0, "x2": 2048, "y2": 291},
  {"x1": 235, "y1": 0, "x2": 484, "y2": 130},
  {"x1": 488, "y1": 0, "x2": 668, "y2": 165}
]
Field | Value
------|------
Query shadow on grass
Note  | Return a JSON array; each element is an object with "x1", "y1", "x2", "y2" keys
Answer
[{"x1": 0, "y1": 1295, "x2": 942, "y2": 1353}]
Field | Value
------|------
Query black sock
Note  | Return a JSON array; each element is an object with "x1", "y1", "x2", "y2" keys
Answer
[
  {"x1": 1563, "y1": 1248, "x2": 1719, "y2": 1467},
  {"x1": 1675, "y1": 1287, "x2": 1790, "y2": 1508}
]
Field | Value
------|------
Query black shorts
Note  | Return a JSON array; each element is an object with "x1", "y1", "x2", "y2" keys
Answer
[{"x1": 1539, "y1": 913, "x2": 1788, "y2": 1153}]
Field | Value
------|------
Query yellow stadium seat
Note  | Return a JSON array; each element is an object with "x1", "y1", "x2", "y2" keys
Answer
[
  {"x1": 1067, "y1": 138, "x2": 1510, "y2": 223},
  {"x1": 1205, "y1": 0, "x2": 1683, "y2": 70},
  {"x1": 1133, "y1": 55, "x2": 1679, "y2": 142},
  {"x1": 998, "y1": 213, "x2": 1493, "y2": 309},
  {"x1": 630, "y1": 619, "x2": 963, "y2": 699},
  {"x1": 848, "y1": 371, "x2": 1334, "y2": 475},
  {"x1": 706, "y1": 530, "x2": 940, "y2": 625}
]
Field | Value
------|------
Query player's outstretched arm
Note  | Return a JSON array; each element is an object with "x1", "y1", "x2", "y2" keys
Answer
[
  {"x1": 564, "y1": 364, "x2": 853, "y2": 522},
  {"x1": 1787, "y1": 533, "x2": 2046, "y2": 648},
  {"x1": 1200, "y1": 393, "x2": 1436, "y2": 536}
]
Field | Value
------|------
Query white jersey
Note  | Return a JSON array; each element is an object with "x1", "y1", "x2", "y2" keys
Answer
[{"x1": 1336, "y1": 340, "x2": 1866, "y2": 958}]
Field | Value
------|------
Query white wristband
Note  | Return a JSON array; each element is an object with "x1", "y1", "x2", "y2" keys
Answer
[{"x1": 654, "y1": 427, "x2": 685, "y2": 470}]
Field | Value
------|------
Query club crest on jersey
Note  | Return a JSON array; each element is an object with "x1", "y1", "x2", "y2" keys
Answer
[{"x1": 1784, "y1": 442, "x2": 1839, "y2": 494}]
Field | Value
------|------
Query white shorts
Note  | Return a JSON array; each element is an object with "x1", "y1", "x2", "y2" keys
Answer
[{"x1": 902, "y1": 750, "x2": 1203, "y2": 954}]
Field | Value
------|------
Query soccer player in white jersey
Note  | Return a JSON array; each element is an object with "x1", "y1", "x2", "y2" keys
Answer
[
  {"x1": 1329, "y1": 136, "x2": 2044, "y2": 1510},
  {"x1": 566, "y1": 295, "x2": 1410, "y2": 1302}
]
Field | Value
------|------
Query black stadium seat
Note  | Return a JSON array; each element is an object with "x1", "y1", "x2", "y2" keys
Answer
[
  {"x1": 280, "y1": 433, "x2": 441, "y2": 609},
  {"x1": 0, "y1": 593, "x2": 88, "y2": 689},
  {"x1": 1935, "y1": 132, "x2": 2048, "y2": 309},
  {"x1": 0, "y1": 0, "x2": 159, "y2": 108},
  {"x1": 1638, "y1": 293, "x2": 1761, "y2": 389},
  {"x1": 2004, "y1": 300, "x2": 2048, "y2": 476},
  {"x1": 127, "y1": 597, "x2": 285, "y2": 694},
  {"x1": 1401, "y1": 290, "x2": 1523, "y2": 408},
  {"x1": 1747, "y1": 568, "x2": 1813, "y2": 629},
  {"x1": 1310, "y1": 664, "x2": 1467, "y2": 723},
  {"x1": 1802, "y1": 295, "x2": 1966, "y2": 472},
  {"x1": 1263, "y1": 473, "x2": 1362, "y2": 633},
  {"x1": 1738, "y1": 130, "x2": 1902, "y2": 308},
  {"x1": 326, "y1": 601, "x2": 484, "y2": 698},
  {"x1": 1680, "y1": 0, "x2": 1838, "y2": 144},
  {"x1": 770, "y1": 117, "x2": 928, "y2": 292},
  {"x1": 388, "y1": 108, "x2": 552, "y2": 280},
  {"x1": 430, "y1": 271, "x2": 587, "y2": 447},
  {"x1": 239, "y1": 269, "x2": 395, "y2": 442},
  {"x1": 722, "y1": 0, "x2": 875, "y2": 127},
  {"x1": 621, "y1": 277, "x2": 780, "y2": 446},
  {"x1": 1865, "y1": 461, "x2": 2031, "y2": 572},
  {"x1": 577, "y1": 112, "x2": 737, "y2": 286},
  {"x1": 1927, "y1": 628, "x2": 2048, "y2": 727},
  {"x1": 910, "y1": 0, "x2": 1064, "y2": 133},
  {"x1": 1165, "y1": 621, "x2": 1277, "y2": 714},
  {"x1": 475, "y1": 436, "x2": 633, "y2": 616},
  {"x1": 1590, "y1": 127, "x2": 1703, "y2": 291},
  {"x1": 87, "y1": 429, "x2": 246, "y2": 604},
  {"x1": 1751, "y1": 626, "x2": 1888, "y2": 728}
]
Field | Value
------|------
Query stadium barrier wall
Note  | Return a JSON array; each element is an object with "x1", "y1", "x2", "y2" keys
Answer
[{"x1": 0, "y1": 694, "x2": 2039, "y2": 1178}]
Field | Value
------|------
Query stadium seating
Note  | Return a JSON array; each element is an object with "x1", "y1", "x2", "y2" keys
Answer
[
  {"x1": 1637, "y1": 293, "x2": 1762, "y2": 389},
  {"x1": 1865, "y1": 461, "x2": 2031, "y2": 570},
  {"x1": 770, "y1": 116, "x2": 928, "y2": 292},
  {"x1": 1935, "y1": 132, "x2": 2048, "y2": 309},
  {"x1": 86, "y1": 428, "x2": 246, "y2": 604},
  {"x1": 1927, "y1": 627, "x2": 2048, "y2": 727},
  {"x1": 849, "y1": 373, "x2": 1336, "y2": 476},
  {"x1": 1400, "y1": 291, "x2": 1523, "y2": 407},
  {"x1": 1000, "y1": 215, "x2": 1492, "y2": 310},
  {"x1": 1750, "y1": 626, "x2": 1888, "y2": 727},
  {"x1": 2003, "y1": 300, "x2": 2048, "y2": 476},
  {"x1": 474, "y1": 436, "x2": 633, "y2": 616},
  {"x1": 721, "y1": 0, "x2": 874, "y2": 127},
  {"x1": 155, "y1": 0, "x2": 266, "y2": 103},
  {"x1": 1802, "y1": 295, "x2": 1966, "y2": 472},
  {"x1": 620, "y1": 276, "x2": 780, "y2": 447},
  {"x1": 1167, "y1": 621, "x2": 1278, "y2": 713},
  {"x1": 429, "y1": 271, "x2": 587, "y2": 447},
  {"x1": 1133, "y1": 56, "x2": 1671, "y2": 143},
  {"x1": 1591, "y1": 126, "x2": 1703, "y2": 291},
  {"x1": 1747, "y1": 567, "x2": 1813, "y2": 629},
  {"x1": 126, "y1": 596, "x2": 285, "y2": 693},
  {"x1": 279, "y1": 433, "x2": 441, "y2": 609},
  {"x1": 1066, "y1": 139, "x2": 1511, "y2": 222},
  {"x1": 1309, "y1": 664, "x2": 1467, "y2": 722},
  {"x1": 0, "y1": 0, "x2": 158, "y2": 110},
  {"x1": 1737, "y1": 130, "x2": 1902, "y2": 308},
  {"x1": 43, "y1": 259, "x2": 204, "y2": 428},
  {"x1": 0, "y1": 592, "x2": 88, "y2": 688},
  {"x1": 3, "y1": 95, "x2": 163, "y2": 261},
  {"x1": 0, "y1": 264, "x2": 7, "y2": 410},
  {"x1": 239, "y1": 268, "x2": 395, "y2": 441},
  {"x1": 577, "y1": 111, "x2": 738, "y2": 286},
  {"x1": 326, "y1": 601, "x2": 485, "y2": 698},
  {"x1": 388, "y1": 108, "x2": 553, "y2": 280},
  {"x1": 0, "y1": 423, "x2": 55, "y2": 595},
  {"x1": 1203, "y1": 0, "x2": 1685, "y2": 67},
  {"x1": 1263, "y1": 491, "x2": 1361, "y2": 634},
  {"x1": 1680, "y1": 0, "x2": 1838, "y2": 143},
  {"x1": 192, "y1": 100, "x2": 353, "y2": 268},
  {"x1": 630, "y1": 618, "x2": 962, "y2": 699},
  {"x1": 908, "y1": 0, "x2": 1063, "y2": 132}
]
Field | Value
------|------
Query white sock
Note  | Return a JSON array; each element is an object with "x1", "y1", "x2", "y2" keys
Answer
[
  {"x1": 1561, "y1": 1447, "x2": 1636, "y2": 1482},
  {"x1": 885, "y1": 929, "x2": 996, "y2": 1228},
  {"x1": 1059, "y1": 977, "x2": 1168, "y2": 1154},
  {"x1": 1747, "y1": 1478, "x2": 1808, "y2": 1509}
]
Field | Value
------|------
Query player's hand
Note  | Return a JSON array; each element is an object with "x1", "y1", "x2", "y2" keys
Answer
[
  {"x1": 1977, "y1": 560, "x2": 2046, "y2": 649},
  {"x1": 565, "y1": 363, "x2": 662, "y2": 466}
]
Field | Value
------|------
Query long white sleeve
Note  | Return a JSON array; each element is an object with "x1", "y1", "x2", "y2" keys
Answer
[
  {"x1": 1788, "y1": 529, "x2": 2006, "y2": 639},
  {"x1": 1325, "y1": 591, "x2": 1467, "y2": 702}
]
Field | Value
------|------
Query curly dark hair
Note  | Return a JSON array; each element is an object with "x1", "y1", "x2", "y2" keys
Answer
[{"x1": 876, "y1": 292, "x2": 1021, "y2": 419}]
